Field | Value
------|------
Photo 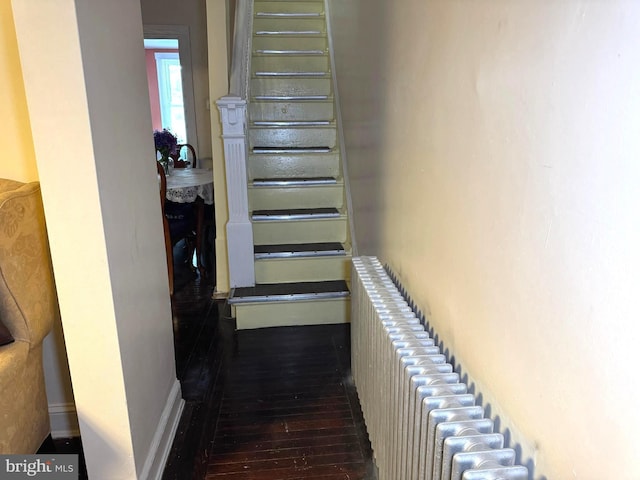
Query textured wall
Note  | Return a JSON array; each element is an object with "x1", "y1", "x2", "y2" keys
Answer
[{"x1": 329, "y1": 1, "x2": 640, "y2": 478}]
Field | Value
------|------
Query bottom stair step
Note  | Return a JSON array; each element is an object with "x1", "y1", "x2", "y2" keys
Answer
[
  {"x1": 230, "y1": 280, "x2": 349, "y2": 304},
  {"x1": 229, "y1": 281, "x2": 350, "y2": 330}
]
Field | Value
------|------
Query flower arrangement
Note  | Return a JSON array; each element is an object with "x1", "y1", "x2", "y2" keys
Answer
[{"x1": 154, "y1": 128, "x2": 178, "y2": 160}]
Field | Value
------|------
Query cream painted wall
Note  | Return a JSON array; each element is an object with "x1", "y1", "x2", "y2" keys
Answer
[
  {"x1": 0, "y1": 0, "x2": 37, "y2": 181},
  {"x1": 206, "y1": 0, "x2": 230, "y2": 294},
  {"x1": 140, "y1": 0, "x2": 212, "y2": 162},
  {"x1": 1, "y1": 0, "x2": 78, "y2": 438},
  {"x1": 13, "y1": 0, "x2": 182, "y2": 477},
  {"x1": 329, "y1": 1, "x2": 640, "y2": 478}
]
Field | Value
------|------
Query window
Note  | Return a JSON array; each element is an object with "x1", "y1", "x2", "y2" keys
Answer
[{"x1": 155, "y1": 52, "x2": 187, "y2": 143}]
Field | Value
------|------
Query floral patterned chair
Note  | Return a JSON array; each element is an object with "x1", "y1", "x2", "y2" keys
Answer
[{"x1": 0, "y1": 179, "x2": 55, "y2": 453}]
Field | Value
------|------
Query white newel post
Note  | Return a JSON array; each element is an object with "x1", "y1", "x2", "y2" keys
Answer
[{"x1": 217, "y1": 95, "x2": 255, "y2": 287}]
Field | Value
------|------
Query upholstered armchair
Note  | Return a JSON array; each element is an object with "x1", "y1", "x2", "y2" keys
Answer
[{"x1": 0, "y1": 179, "x2": 55, "y2": 453}]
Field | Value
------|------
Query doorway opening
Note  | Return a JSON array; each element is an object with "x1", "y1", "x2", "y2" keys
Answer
[
  {"x1": 143, "y1": 25, "x2": 199, "y2": 154},
  {"x1": 144, "y1": 39, "x2": 187, "y2": 143}
]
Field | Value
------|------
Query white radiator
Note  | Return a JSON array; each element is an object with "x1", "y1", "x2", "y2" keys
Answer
[{"x1": 351, "y1": 257, "x2": 529, "y2": 480}]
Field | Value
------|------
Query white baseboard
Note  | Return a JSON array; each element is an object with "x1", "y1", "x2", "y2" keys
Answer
[
  {"x1": 139, "y1": 380, "x2": 185, "y2": 480},
  {"x1": 49, "y1": 402, "x2": 80, "y2": 438}
]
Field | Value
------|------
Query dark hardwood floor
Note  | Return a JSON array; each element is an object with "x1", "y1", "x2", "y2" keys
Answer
[
  {"x1": 205, "y1": 324, "x2": 375, "y2": 479},
  {"x1": 51, "y1": 240, "x2": 376, "y2": 479},
  {"x1": 166, "y1": 241, "x2": 375, "y2": 479}
]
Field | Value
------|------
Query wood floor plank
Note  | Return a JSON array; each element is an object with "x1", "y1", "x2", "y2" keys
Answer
[
  {"x1": 203, "y1": 322, "x2": 374, "y2": 480},
  {"x1": 227, "y1": 359, "x2": 340, "y2": 374},
  {"x1": 218, "y1": 408, "x2": 352, "y2": 424},
  {"x1": 207, "y1": 451, "x2": 364, "y2": 474},
  {"x1": 214, "y1": 424, "x2": 356, "y2": 439},
  {"x1": 205, "y1": 462, "x2": 367, "y2": 480},
  {"x1": 209, "y1": 436, "x2": 361, "y2": 460},
  {"x1": 220, "y1": 385, "x2": 348, "y2": 402},
  {"x1": 211, "y1": 435, "x2": 362, "y2": 457},
  {"x1": 208, "y1": 446, "x2": 362, "y2": 468},
  {"x1": 224, "y1": 363, "x2": 341, "y2": 379},
  {"x1": 220, "y1": 403, "x2": 351, "y2": 420},
  {"x1": 220, "y1": 399, "x2": 349, "y2": 417},
  {"x1": 215, "y1": 417, "x2": 356, "y2": 438},
  {"x1": 287, "y1": 475, "x2": 367, "y2": 480},
  {"x1": 222, "y1": 373, "x2": 344, "y2": 389}
]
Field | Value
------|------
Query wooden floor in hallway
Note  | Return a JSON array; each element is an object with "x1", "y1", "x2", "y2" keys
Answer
[
  {"x1": 206, "y1": 324, "x2": 375, "y2": 480},
  {"x1": 163, "y1": 242, "x2": 376, "y2": 480}
]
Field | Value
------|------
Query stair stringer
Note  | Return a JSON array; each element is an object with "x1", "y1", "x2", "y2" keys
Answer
[{"x1": 323, "y1": 0, "x2": 357, "y2": 256}]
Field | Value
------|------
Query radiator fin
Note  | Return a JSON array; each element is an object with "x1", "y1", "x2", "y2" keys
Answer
[{"x1": 351, "y1": 256, "x2": 528, "y2": 480}]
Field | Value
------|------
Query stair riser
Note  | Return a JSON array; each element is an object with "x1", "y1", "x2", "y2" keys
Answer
[
  {"x1": 249, "y1": 184, "x2": 343, "y2": 210},
  {"x1": 250, "y1": 127, "x2": 336, "y2": 148},
  {"x1": 255, "y1": 1, "x2": 325, "y2": 15},
  {"x1": 248, "y1": 152, "x2": 340, "y2": 179},
  {"x1": 255, "y1": 255, "x2": 351, "y2": 283},
  {"x1": 254, "y1": 17, "x2": 325, "y2": 34},
  {"x1": 234, "y1": 298, "x2": 349, "y2": 330},
  {"x1": 250, "y1": 101, "x2": 334, "y2": 122},
  {"x1": 253, "y1": 35, "x2": 327, "y2": 53},
  {"x1": 251, "y1": 77, "x2": 332, "y2": 97},
  {"x1": 252, "y1": 55, "x2": 329, "y2": 74},
  {"x1": 252, "y1": 217, "x2": 347, "y2": 244}
]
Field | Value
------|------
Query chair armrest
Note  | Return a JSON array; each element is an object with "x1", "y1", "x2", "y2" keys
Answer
[{"x1": 0, "y1": 181, "x2": 56, "y2": 347}]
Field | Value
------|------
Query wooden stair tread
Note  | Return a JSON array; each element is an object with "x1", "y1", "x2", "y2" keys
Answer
[
  {"x1": 254, "y1": 49, "x2": 326, "y2": 55},
  {"x1": 230, "y1": 280, "x2": 349, "y2": 304},
  {"x1": 253, "y1": 177, "x2": 336, "y2": 186},
  {"x1": 252, "y1": 147, "x2": 333, "y2": 153},
  {"x1": 255, "y1": 13, "x2": 324, "y2": 18},
  {"x1": 252, "y1": 120, "x2": 331, "y2": 126},
  {"x1": 255, "y1": 242, "x2": 345, "y2": 258},
  {"x1": 253, "y1": 95, "x2": 330, "y2": 101},
  {"x1": 250, "y1": 122, "x2": 335, "y2": 126},
  {"x1": 255, "y1": 30, "x2": 324, "y2": 35},
  {"x1": 254, "y1": 71, "x2": 329, "y2": 77},
  {"x1": 252, "y1": 207, "x2": 340, "y2": 221}
]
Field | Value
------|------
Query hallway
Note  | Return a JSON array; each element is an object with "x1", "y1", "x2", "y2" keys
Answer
[{"x1": 163, "y1": 246, "x2": 375, "y2": 479}]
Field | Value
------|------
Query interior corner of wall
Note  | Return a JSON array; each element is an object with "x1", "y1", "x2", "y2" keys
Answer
[{"x1": 2, "y1": 1, "x2": 38, "y2": 182}]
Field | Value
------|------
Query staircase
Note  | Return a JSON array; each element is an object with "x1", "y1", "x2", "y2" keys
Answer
[{"x1": 228, "y1": 0, "x2": 352, "y2": 330}]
